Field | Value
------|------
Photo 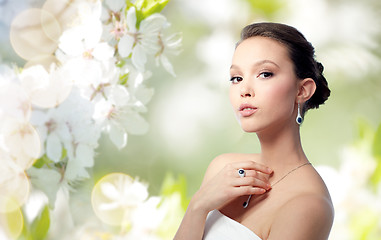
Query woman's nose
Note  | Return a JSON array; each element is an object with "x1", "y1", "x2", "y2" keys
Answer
[{"x1": 240, "y1": 82, "x2": 254, "y2": 98}]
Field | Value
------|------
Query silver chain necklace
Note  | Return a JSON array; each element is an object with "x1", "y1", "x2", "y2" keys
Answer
[{"x1": 243, "y1": 162, "x2": 312, "y2": 208}]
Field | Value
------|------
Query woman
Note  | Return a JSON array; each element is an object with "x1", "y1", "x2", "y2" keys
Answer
[{"x1": 174, "y1": 22, "x2": 334, "y2": 240}]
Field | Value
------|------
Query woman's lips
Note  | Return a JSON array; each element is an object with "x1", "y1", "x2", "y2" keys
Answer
[{"x1": 239, "y1": 104, "x2": 257, "y2": 117}]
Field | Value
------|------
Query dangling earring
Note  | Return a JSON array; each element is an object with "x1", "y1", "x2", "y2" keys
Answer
[{"x1": 296, "y1": 102, "x2": 303, "y2": 125}]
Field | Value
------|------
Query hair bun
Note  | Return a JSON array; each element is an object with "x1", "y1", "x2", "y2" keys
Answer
[
  {"x1": 316, "y1": 61, "x2": 324, "y2": 74},
  {"x1": 305, "y1": 61, "x2": 330, "y2": 112}
]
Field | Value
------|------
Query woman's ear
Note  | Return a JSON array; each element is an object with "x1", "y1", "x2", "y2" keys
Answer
[{"x1": 296, "y1": 78, "x2": 316, "y2": 103}]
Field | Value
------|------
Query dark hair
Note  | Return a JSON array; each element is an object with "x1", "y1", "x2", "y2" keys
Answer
[{"x1": 238, "y1": 22, "x2": 330, "y2": 116}]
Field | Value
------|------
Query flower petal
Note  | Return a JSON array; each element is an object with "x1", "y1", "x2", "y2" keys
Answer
[
  {"x1": 100, "y1": 182, "x2": 120, "y2": 200},
  {"x1": 64, "y1": 158, "x2": 90, "y2": 181},
  {"x1": 120, "y1": 112, "x2": 149, "y2": 135},
  {"x1": 126, "y1": 7, "x2": 137, "y2": 32},
  {"x1": 160, "y1": 54, "x2": 176, "y2": 77},
  {"x1": 128, "y1": 180, "x2": 149, "y2": 202},
  {"x1": 75, "y1": 144, "x2": 94, "y2": 168},
  {"x1": 58, "y1": 27, "x2": 84, "y2": 56},
  {"x1": 118, "y1": 35, "x2": 134, "y2": 58},
  {"x1": 110, "y1": 85, "x2": 130, "y2": 106},
  {"x1": 92, "y1": 42, "x2": 115, "y2": 60},
  {"x1": 140, "y1": 13, "x2": 166, "y2": 34},
  {"x1": 46, "y1": 133, "x2": 62, "y2": 163},
  {"x1": 105, "y1": 0, "x2": 125, "y2": 12},
  {"x1": 109, "y1": 124, "x2": 127, "y2": 149},
  {"x1": 27, "y1": 167, "x2": 61, "y2": 207},
  {"x1": 132, "y1": 44, "x2": 147, "y2": 72},
  {"x1": 135, "y1": 85, "x2": 154, "y2": 105}
]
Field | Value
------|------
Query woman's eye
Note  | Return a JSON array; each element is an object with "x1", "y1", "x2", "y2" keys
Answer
[
  {"x1": 230, "y1": 76, "x2": 243, "y2": 83},
  {"x1": 258, "y1": 72, "x2": 273, "y2": 78}
]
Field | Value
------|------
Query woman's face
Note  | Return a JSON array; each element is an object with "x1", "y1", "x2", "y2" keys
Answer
[{"x1": 229, "y1": 36, "x2": 299, "y2": 133}]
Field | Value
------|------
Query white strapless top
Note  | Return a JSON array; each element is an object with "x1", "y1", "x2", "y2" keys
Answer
[{"x1": 203, "y1": 210, "x2": 262, "y2": 240}]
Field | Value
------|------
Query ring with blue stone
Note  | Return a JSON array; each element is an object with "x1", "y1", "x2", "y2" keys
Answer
[{"x1": 238, "y1": 168, "x2": 245, "y2": 178}]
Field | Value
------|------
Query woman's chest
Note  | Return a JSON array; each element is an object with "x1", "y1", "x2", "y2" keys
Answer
[{"x1": 220, "y1": 191, "x2": 287, "y2": 239}]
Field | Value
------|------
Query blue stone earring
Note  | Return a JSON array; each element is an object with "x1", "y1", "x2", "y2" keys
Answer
[{"x1": 296, "y1": 102, "x2": 303, "y2": 125}]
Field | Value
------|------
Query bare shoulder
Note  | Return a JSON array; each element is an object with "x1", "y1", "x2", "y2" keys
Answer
[
  {"x1": 213, "y1": 152, "x2": 258, "y2": 163},
  {"x1": 200, "y1": 153, "x2": 259, "y2": 186},
  {"x1": 268, "y1": 192, "x2": 334, "y2": 240}
]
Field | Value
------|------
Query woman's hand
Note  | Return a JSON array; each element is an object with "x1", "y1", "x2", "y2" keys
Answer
[
  {"x1": 174, "y1": 158, "x2": 272, "y2": 240},
  {"x1": 191, "y1": 161, "x2": 273, "y2": 214}
]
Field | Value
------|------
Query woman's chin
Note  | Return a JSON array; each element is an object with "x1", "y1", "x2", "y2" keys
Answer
[{"x1": 239, "y1": 125, "x2": 260, "y2": 133}]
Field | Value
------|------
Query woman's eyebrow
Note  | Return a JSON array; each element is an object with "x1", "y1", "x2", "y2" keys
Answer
[
  {"x1": 253, "y1": 59, "x2": 280, "y2": 68},
  {"x1": 230, "y1": 59, "x2": 280, "y2": 70},
  {"x1": 230, "y1": 64, "x2": 240, "y2": 70}
]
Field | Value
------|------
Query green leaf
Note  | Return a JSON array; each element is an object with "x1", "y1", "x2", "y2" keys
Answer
[
  {"x1": 245, "y1": 0, "x2": 284, "y2": 18},
  {"x1": 372, "y1": 123, "x2": 381, "y2": 158},
  {"x1": 357, "y1": 118, "x2": 374, "y2": 140},
  {"x1": 160, "y1": 173, "x2": 189, "y2": 210},
  {"x1": 119, "y1": 72, "x2": 129, "y2": 85},
  {"x1": 133, "y1": 0, "x2": 170, "y2": 27},
  {"x1": 116, "y1": 59, "x2": 126, "y2": 68},
  {"x1": 142, "y1": 0, "x2": 170, "y2": 18},
  {"x1": 135, "y1": 8, "x2": 145, "y2": 28},
  {"x1": 30, "y1": 205, "x2": 50, "y2": 240},
  {"x1": 3, "y1": 207, "x2": 24, "y2": 240},
  {"x1": 33, "y1": 155, "x2": 53, "y2": 169},
  {"x1": 134, "y1": 0, "x2": 148, "y2": 10},
  {"x1": 370, "y1": 123, "x2": 381, "y2": 186},
  {"x1": 370, "y1": 159, "x2": 381, "y2": 187},
  {"x1": 350, "y1": 208, "x2": 380, "y2": 240}
]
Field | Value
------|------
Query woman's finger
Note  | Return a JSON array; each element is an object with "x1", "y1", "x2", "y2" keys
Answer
[
  {"x1": 229, "y1": 161, "x2": 273, "y2": 174},
  {"x1": 232, "y1": 176, "x2": 271, "y2": 190},
  {"x1": 232, "y1": 186, "x2": 267, "y2": 196},
  {"x1": 239, "y1": 169, "x2": 270, "y2": 182}
]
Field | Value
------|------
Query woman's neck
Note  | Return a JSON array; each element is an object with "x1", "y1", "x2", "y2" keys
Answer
[{"x1": 256, "y1": 121, "x2": 308, "y2": 170}]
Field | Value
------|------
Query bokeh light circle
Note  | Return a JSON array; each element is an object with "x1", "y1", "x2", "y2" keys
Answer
[
  {"x1": 2, "y1": 121, "x2": 41, "y2": 170},
  {"x1": 0, "y1": 167, "x2": 31, "y2": 214},
  {"x1": 91, "y1": 173, "x2": 136, "y2": 226},
  {"x1": 0, "y1": 205, "x2": 24, "y2": 240},
  {"x1": 0, "y1": 83, "x2": 31, "y2": 122},
  {"x1": 24, "y1": 55, "x2": 59, "y2": 71},
  {"x1": 43, "y1": 0, "x2": 81, "y2": 31},
  {"x1": 10, "y1": 8, "x2": 60, "y2": 61}
]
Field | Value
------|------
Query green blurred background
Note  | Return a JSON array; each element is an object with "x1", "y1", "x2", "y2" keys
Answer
[{"x1": 1, "y1": 0, "x2": 380, "y2": 197}]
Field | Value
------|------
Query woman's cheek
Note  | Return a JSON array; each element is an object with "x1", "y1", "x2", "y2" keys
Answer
[
  {"x1": 260, "y1": 84, "x2": 295, "y2": 116},
  {"x1": 267, "y1": 79, "x2": 295, "y2": 100}
]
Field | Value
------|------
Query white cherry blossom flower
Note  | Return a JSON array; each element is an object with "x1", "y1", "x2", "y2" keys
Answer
[
  {"x1": 127, "y1": 196, "x2": 165, "y2": 239},
  {"x1": 94, "y1": 87, "x2": 149, "y2": 149},
  {"x1": 93, "y1": 65, "x2": 152, "y2": 149},
  {"x1": 118, "y1": 7, "x2": 167, "y2": 71},
  {"x1": 19, "y1": 64, "x2": 73, "y2": 109},
  {"x1": 155, "y1": 32, "x2": 182, "y2": 77},
  {"x1": 101, "y1": 0, "x2": 127, "y2": 41},
  {"x1": 57, "y1": 1, "x2": 114, "y2": 65},
  {"x1": 0, "y1": 65, "x2": 31, "y2": 122},
  {"x1": 58, "y1": 26, "x2": 114, "y2": 62},
  {"x1": 1, "y1": 119, "x2": 40, "y2": 170},
  {"x1": 105, "y1": 0, "x2": 126, "y2": 13},
  {"x1": 91, "y1": 173, "x2": 149, "y2": 226},
  {"x1": 31, "y1": 89, "x2": 100, "y2": 180},
  {"x1": 0, "y1": 148, "x2": 31, "y2": 213},
  {"x1": 62, "y1": 57, "x2": 119, "y2": 103},
  {"x1": 317, "y1": 141, "x2": 381, "y2": 240},
  {"x1": 26, "y1": 167, "x2": 62, "y2": 208},
  {"x1": 1, "y1": 0, "x2": 182, "y2": 237},
  {"x1": 122, "y1": 64, "x2": 154, "y2": 107}
]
